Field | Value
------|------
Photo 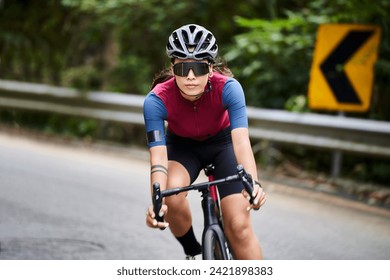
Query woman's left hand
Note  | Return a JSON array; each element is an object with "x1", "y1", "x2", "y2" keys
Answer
[{"x1": 242, "y1": 183, "x2": 266, "y2": 211}]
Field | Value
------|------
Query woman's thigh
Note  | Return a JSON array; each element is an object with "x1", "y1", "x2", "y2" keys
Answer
[
  {"x1": 214, "y1": 145, "x2": 243, "y2": 199},
  {"x1": 167, "y1": 143, "x2": 202, "y2": 184}
]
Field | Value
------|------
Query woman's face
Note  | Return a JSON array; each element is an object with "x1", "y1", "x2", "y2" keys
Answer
[{"x1": 172, "y1": 58, "x2": 213, "y2": 101}]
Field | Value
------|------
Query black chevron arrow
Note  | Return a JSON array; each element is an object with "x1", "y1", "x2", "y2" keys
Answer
[{"x1": 320, "y1": 30, "x2": 374, "y2": 104}]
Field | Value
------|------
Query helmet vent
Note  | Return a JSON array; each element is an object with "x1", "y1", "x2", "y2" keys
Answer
[
  {"x1": 194, "y1": 32, "x2": 203, "y2": 44},
  {"x1": 189, "y1": 25, "x2": 197, "y2": 33},
  {"x1": 187, "y1": 46, "x2": 195, "y2": 53},
  {"x1": 182, "y1": 31, "x2": 189, "y2": 44},
  {"x1": 172, "y1": 32, "x2": 184, "y2": 51}
]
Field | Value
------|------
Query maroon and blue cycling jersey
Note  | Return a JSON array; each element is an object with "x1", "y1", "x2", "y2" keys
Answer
[{"x1": 143, "y1": 72, "x2": 248, "y2": 148}]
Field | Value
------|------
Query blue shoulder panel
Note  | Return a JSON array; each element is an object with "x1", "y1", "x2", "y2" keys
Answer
[
  {"x1": 143, "y1": 92, "x2": 168, "y2": 147},
  {"x1": 222, "y1": 78, "x2": 248, "y2": 129}
]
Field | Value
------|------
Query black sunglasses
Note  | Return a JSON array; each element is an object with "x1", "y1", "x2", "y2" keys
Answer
[{"x1": 173, "y1": 62, "x2": 210, "y2": 77}]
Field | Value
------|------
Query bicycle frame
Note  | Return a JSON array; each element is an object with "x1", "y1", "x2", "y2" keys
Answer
[
  {"x1": 201, "y1": 165, "x2": 232, "y2": 259},
  {"x1": 203, "y1": 164, "x2": 221, "y2": 222}
]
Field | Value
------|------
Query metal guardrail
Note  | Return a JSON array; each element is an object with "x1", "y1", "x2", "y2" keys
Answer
[{"x1": 1, "y1": 79, "x2": 390, "y2": 159}]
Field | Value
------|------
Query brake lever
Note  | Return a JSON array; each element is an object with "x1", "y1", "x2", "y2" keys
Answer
[
  {"x1": 152, "y1": 182, "x2": 166, "y2": 230},
  {"x1": 236, "y1": 165, "x2": 255, "y2": 205}
]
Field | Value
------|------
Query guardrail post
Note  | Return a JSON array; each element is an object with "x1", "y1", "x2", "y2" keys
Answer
[{"x1": 331, "y1": 149, "x2": 343, "y2": 177}]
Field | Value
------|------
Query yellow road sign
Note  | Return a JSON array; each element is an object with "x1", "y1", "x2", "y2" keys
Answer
[{"x1": 308, "y1": 24, "x2": 381, "y2": 112}]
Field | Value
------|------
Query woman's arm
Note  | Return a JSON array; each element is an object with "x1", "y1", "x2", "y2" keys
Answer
[
  {"x1": 146, "y1": 145, "x2": 169, "y2": 228},
  {"x1": 231, "y1": 127, "x2": 258, "y2": 181},
  {"x1": 149, "y1": 145, "x2": 169, "y2": 192},
  {"x1": 231, "y1": 127, "x2": 266, "y2": 210}
]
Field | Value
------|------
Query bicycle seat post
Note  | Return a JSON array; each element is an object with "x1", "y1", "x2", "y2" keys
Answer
[{"x1": 204, "y1": 164, "x2": 219, "y2": 203}]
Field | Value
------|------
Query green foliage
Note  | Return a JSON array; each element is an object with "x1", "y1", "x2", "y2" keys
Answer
[
  {"x1": 62, "y1": 65, "x2": 102, "y2": 91},
  {"x1": 108, "y1": 55, "x2": 152, "y2": 94},
  {"x1": 344, "y1": 155, "x2": 390, "y2": 186},
  {"x1": 225, "y1": 12, "x2": 317, "y2": 109},
  {"x1": 285, "y1": 95, "x2": 309, "y2": 112},
  {"x1": 0, "y1": 0, "x2": 273, "y2": 92}
]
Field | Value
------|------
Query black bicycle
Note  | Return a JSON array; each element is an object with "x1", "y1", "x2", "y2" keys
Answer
[{"x1": 152, "y1": 164, "x2": 259, "y2": 260}]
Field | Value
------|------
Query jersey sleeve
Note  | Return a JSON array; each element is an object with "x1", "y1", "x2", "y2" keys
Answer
[
  {"x1": 143, "y1": 92, "x2": 168, "y2": 147},
  {"x1": 222, "y1": 78, "x2": 248, "y2": 129}
]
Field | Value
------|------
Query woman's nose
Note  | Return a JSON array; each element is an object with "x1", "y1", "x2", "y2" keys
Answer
[{"x1": 186, "y1": 69, "x2": 196, "y2": 79}]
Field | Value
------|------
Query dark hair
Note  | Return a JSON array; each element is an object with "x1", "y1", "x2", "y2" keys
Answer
[
  {"x1": 214, "y1": 57, "x2": 234, "y2": 78},
  {"x1": 150, "y1": 57, "x2": 233, "y2": 90},
  {"x1": 150, "y1": 67, "x2": 173, "y2": 90}
]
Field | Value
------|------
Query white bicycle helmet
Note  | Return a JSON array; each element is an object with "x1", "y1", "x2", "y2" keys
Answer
[{"x1": 166, "y1": 24, "x2": 218, "y2": 61}]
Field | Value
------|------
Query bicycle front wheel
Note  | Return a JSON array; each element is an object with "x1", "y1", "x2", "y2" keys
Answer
[{"x1": 202, "y1": 227, "x2": 231, "y2": 260}]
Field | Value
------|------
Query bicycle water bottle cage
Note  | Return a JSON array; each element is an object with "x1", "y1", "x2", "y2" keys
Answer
[{"x1": 203, "y1": 164, "x2": 215, "y2": 176}]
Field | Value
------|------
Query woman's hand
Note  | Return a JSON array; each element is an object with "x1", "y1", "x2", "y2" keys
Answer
[
  {"x1": 146, "y1": 204, "x2": 169, "y2": 229},
  {"x1": 242, "y1": 182, "x2": 266, "y2": 211}
]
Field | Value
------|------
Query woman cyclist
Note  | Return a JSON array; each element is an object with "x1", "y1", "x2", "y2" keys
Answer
[{"x1": 143, "y1": 24, "x2": 266, "y2": 260}]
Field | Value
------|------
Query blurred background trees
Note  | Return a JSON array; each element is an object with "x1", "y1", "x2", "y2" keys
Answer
[
  {"x1": 1, "y1": 0, "x2": 388, "y2": 115},
  {"x1": 1, "y1": 0, "x2": 389, "y2": 184}
]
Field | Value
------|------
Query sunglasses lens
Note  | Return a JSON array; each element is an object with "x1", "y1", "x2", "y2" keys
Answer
[{"x1": 173, "y1": 62, "x2": 209, "y2": 76}]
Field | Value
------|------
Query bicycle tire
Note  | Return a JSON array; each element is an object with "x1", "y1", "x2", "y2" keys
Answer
[{"x1": 202, "y1": 226, "x2": 231, "y2": 260}]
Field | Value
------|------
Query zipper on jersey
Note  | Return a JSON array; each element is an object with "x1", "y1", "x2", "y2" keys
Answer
[{"x1": 193, "y1": 101, "x2": 200, "y2": 137}]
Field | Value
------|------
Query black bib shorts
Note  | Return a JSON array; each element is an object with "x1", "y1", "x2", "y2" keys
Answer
[{"x1": 166, "y1": 127, "x2": 244, "y2": 200}]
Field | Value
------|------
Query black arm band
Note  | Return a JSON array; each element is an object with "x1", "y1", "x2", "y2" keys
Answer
[{"x1": 147, "y1": 130, "x2": 163, "y2": 144}]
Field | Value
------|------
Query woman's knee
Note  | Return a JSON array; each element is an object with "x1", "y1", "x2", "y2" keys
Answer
[
  {"x1": 165, "y1": 160, "x2": 191, "y2": 212},
  {"x1": 225, "y1": 215, "x2": 252, "y2": 243},
  {"x1": 165, "y1": 192, "x2": 188, "y2": 211},
  {"x1": 221, "y1": 194, "x2": 254, "y2": 243}
]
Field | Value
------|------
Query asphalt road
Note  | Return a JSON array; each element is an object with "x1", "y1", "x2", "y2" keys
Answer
[{"x1": 0, "y1": 132, "x2": 389, "y2": 260}]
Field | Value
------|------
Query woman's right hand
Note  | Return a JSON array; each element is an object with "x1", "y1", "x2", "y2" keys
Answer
[{"x1": 146, "y1": 204, "x2": 169, "y2": 229}]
